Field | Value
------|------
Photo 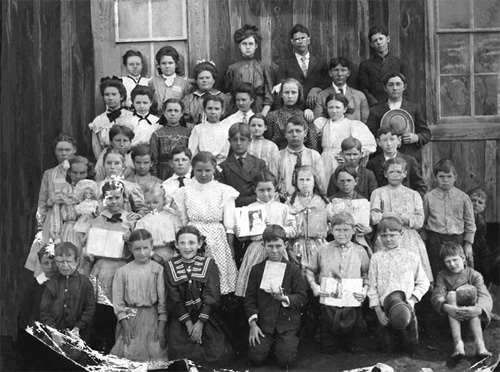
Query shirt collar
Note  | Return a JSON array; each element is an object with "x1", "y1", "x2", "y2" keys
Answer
[
  {"x1": 194, "y1": 89, "x2": 220, "y2": 97},
  {"x1": 239, "y1": 110, "x2": 254, "y2": 118},
  {"x1": 332, "y1": 82, "x2": 347, "y2": 92},
  {"x1": 295, "y1": 52, "x2": 310, "y2": 60},
  {"x1": 101, "y1": 209, "x2": 125, "y2": 219},
  {"x1": 286, "y1": 146, "x2": 305, "y2": 154},
  {"x1": 171, "y1": 172, "x2": 191, "y2": 180},
  {"x1": 433, "y1": 187, "x2": 456, "y2": 199}
]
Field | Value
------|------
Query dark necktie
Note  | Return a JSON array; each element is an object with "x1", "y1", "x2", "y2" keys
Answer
[
  {"x1": 134, "y1": 111, "x2": 152, "y2": 124},
  {"x1": 107, "y1": 108, "x2": 122, "y2": 122},
  {"x1": 293, "y1": 151, "x2": 302, "y2": 168},
  {"x1": 238, "y1": 157, "x2": 245, "y2": 168},
  {"x1": 339, "y1": 87, "x2": 343, "y2": 95},
  {"x1": 107, "y1": 213, "x2": 123, "y2": 223},
  {"x1": 178, "y1": 176, "x2": 185, "y2": 187}
]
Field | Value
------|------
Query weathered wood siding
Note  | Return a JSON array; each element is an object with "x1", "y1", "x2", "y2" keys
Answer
[{"x1": 0, "y1": 0, "x2": 94, "y2": 336}]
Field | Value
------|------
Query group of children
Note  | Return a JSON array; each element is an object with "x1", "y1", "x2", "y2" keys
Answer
[{"x1": 18, "y1": 21, "x2": 498, "y2": 370}]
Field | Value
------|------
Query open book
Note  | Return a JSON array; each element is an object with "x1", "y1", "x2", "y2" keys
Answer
[{"x1": 86, "y1": 228, "x2": 125, "y2": 258}]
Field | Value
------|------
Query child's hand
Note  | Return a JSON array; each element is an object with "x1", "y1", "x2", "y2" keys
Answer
[
  {"x1": 375, "y1": 307, "x2": 389, "y2": 326},
  {"x1": 265, "y1": 216, "x2": 271, "y2": 225},
  {"x1": 463, "y1": 242, "x2": 474, "y2": 268},
  {"x1": 53, "y1": 237, "x2": 62, "y2": 245},
  {"x1": 123, "y1": 232, "x2": 130, "y2": 242},
  {"x1": 269, "y1": 287, "x2": 286, "y2": 302},
  {"x1": 189, "y1": 320, "x2": 204, "y2": 344},
  {"x1": 127, "y1": 212, "x2": 141, "y2": 221},
  {"x1": 84, "y1": 254, "x2": 95, "y2": 262},
  {"x1": 120, "y1": 319, "x2": 134, "y2": 346},
  {"x1": 304, "y1": 109, "x2": 314, "y2": 122},
  {"x1": 185, "y1": 319, "x2": 194, "y2": 335},
  {"x1": 443, "y1": 303, "x2": 461, "y2": 320},
  {"x1": 234, "y1": 224, "x2": 241, "y2": 238},
  {"x1": 155, "y1": 321, "x2": 167, "y2": 349},
  {"x1": 402, "y1": 133, "x2": 418, "y2": 144},
  {"x1": 248, "y1": 322, "x2": 265, "y2": 347},
  {"x1": 353, "y1": 287, "x2": 368, "y2": 303},
  {"x1": 459, "y1": 306, "x2": 482, "y2": 320},
  {"x1": 355, "y1": 223, "x2": 372, "y2": 235}
]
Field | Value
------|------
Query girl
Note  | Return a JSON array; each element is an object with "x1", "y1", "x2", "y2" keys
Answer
[
  {"x1": 172, "y1": 151, "x2": 239, "y2": 295},
  {"x1": 182, "y1": 61, "x2": 231, "y2": 128},
  {"x1": 121, "y1": 50, "x2": 151, "y2": 108},
  {"x1": 286, "y1": 165, "x2": 333, "y2": 274},
  {"x1": 96, "y1": 149, "x2": 148, "y2": 216},
  {"x1": 370, "y1": 157, "x2": 433, "y2": 281},
  {"x1": 266, "y1": 78, "x2": 318, "y2": 150},
  {"x1": 148, "y1": 46, "x2": 193, "y2": 113},
  {"x1": 235, "y1": 170, "x2": 296, "y2": 297},
  {"x1": 247, "y1": 114, "x2": 279, "y2": 177},
  {"x1": 188, "y1": 95, "x2": 232, "y2": 164},
  {"x1": 89, "y1": 77, "x2": 133, "y2": 159},
  {"x1": 86, "y1": 178, "x2": 136, "y2": 353},
  {"x1": 165, "y1": 226, "x2": 234, "y2": 364},
  {"x1": 110, "y1": 229, "x2": 167, "y2": 362},
  {"x1": 150, "y1": 98, "x2": 191, "y2": 180},
  {"x1": 95, "y1": 125, "x2": 135, "y2": 181},
  {"x1": 126, "y1": 85, "x2": 160, "y2": 147},
  {"x1": 136, "y1": 183, "x2": 181, "y2": 264},
  {"x1": 314, "y1": 93, "x2": 376, "y2": 182},
  {"x1": 25, "y1": 133, "x2": 76, "y2": 276},
  {"x1": 223, "y1": 24, "x2": 273, "y2": 115}
]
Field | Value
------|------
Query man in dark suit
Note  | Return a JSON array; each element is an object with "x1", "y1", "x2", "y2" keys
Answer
[
  {"x1": 358, "y1": 25, "x2": 408, "y2": 107},
  {"x1": 366, "y1": 72, "x2": 431, "y2": 163},
  {"x1": 245, "y1": 225, "x2": 307, "y2": 369},
  {"x1": 276, "y1": 24, "x2": 331, "y2": 109}
]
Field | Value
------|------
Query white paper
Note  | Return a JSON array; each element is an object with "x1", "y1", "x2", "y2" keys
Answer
[
  {"x1": 330, "y1": 199, "x2": 370, "y2": 227},
  {"x1": 236, "y1": 205, "x2": 267, "y2": 237},
  {"x1": 259, "y1": 261, "x2": 287, "y2": 293},
  {"x1": 319, "y1": 277, "x2": 363, "y2": 307},
  {"x1": 87, "y1": 228, "x2": 124, "y2": 258}
]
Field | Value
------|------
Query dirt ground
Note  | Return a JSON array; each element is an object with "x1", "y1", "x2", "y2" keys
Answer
[{"x1": 2, "y1": 284, "x2": 499, "y2": 372}]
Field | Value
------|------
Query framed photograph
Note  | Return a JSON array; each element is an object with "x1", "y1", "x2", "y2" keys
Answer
[
  {"x1": 236, "y1": 205, "x2": 267, "y2": 237},
  {"x1": 319, "y1": 277, "x2": 363, "y2": 307}
]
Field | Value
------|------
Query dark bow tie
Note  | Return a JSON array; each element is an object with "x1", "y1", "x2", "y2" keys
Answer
[
  {"x1": 107, "y1": 108, "x2": 122, "y2": 122},
  {"x1": 134, "y1": 111, "x2": 152, "y2": 124},
  {"x1": 107, "y1": 213, "x2": 123, "y2": 223}
]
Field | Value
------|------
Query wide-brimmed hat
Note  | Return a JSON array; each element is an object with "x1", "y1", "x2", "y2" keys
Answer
[
  {"x1": 383, "y1": 290, "x2": 412, "y2": 330},
  {"x1": 333, "y1": 307, "x2": 357, "y2": 335},
  {"x1": 380, "y1": 108, "x2": 414, "y2": 135},
  {"x1": 456, "y1": 284, "x2": 477, "y2": 307}
]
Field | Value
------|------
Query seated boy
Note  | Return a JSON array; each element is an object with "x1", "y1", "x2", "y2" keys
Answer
[
  {"x1": 367, "y1": 125, "x2": 426, "y2": 197},
  {"x1": 161, "y1": 145, "x2": 193, "y2": 197},
  {"x1": 368, "y1": 217, "x2": 430, "y2": 353},
  {"x1": 327, "y1": 137, "x2": 378, "y2": 199},
  {"x1": 430, "y1": 242, "x2": 492, "y2": 359},
  {"x1": 422, "y1": 159, "x2": 476, "y2": 277},
  {"x1": 219, "y1": 122, "x2": 267, "y2": 207},
  {"x1": 277, "y1": 115, "x2": 326, "y2": 197},
  {"x1": 126, "y1": 144, "x2": 162, "y2": 193},
  {"x1": 307, "y1": 212, "x2": 370, "y2": 353},
  {"x1": 245, "y1": 225, "x2": 307, "y2": 369},
  {"x1": 40, "y1": 242, "x2": 96, "y2": 340}
]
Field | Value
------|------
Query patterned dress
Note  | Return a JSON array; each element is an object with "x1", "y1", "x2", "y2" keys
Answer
[
  {"x1": 148, "y1": 75, "x2": 193, "y2": 113},
  {"x1": 235, "y1": 199, "x2": 297, "y2": 297},
  {"x1": 173, "y1": 180, "x2": 239, "y2": 294},
  {"x1": 370, "y1": 184, "x2": 433, "y2": 282}
]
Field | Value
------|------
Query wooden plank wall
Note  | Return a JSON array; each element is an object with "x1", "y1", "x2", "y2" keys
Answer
[{"x1": 0, "y1": 0, "x2": 94, "y2": 337}]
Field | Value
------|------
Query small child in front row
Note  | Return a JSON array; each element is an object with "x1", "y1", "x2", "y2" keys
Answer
[
  {"x1": 150, "y1": 98, "x2": 191, "y2": 180},
  {"x1": 245, "y1": 225, "x2": 307, "y2": 369},
  {"x1": 421, "y1": 159, "x2": 476, "y2": 277},
  {"x1": 161, "y1": 145, "x2": 193, "y2": 196},
  {"x1": 40, "y1": 242, "x2": 96, "y2": 341},
  {"x1": 218, "y1": 122, "x2": 268, "y2": 207},
  {"x1": 165, "y1": 226, "x2": 234, "y2": 364},
  {"x1": 235, "y1": 170, "x2": 297, "y2": 297},
  {"x1": 430, "y1": 242, "x2": 492, "y2": 360},
  {"x1": 307, "y1": 212, "x2": 370, "y2": 353},
  {"x1": 126, "y1": 144, "x2": 161, "y2": 193},
  {"x1": 327, "y1": 137, "x2": 378, "y2": 200},
  {"x1": 247, "y1": 114, "x2": 279, "y2": 176},
  {"x1": 367, "y1": 217, "x2": 430, "y2": 353},
  {"x1": 136, "y1": 183, "x2": 181, "y2": 265},
  {"x1": 110, "y1": 229, "x2": 167, "y2": 362}
]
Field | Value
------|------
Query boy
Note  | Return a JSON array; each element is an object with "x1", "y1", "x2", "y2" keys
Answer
[
  {"x1": 40, "y1": 242, "x2": 96, "y2": 340},
  {"x1": 366, "y1": 73, "x2": 430, "y2": 163},
  {"x1": 358, "y1": 26, "x2": 408, "y2": 107},
  {"x1": 126, "y1": 144, "x2": 161, "y2": 193},
  {"x1": 247, "y1": 114, "x2": 279, "y2": 177},
  {"x1": 128, "y1": 85, "x2": 160, "y2": 147},
  {"x1": 307, "y1": 212, "x2": 370, "y2": 353},
  {"x1": 313, "y1": 57, "x2": 369, "y2": 122},
  {"x1": 422, "y1": 159, "x2": 476, "y2": 276},
  {"x1": 161, "y1": 145, "x2": 193, "y2": 197},
  {"x1": 368, "y1": 217, "x2": 430, "y2": 353},
  {"x1": 245, "y1": 225, "x2": 307, "y2": 368},
  {"x1": 430, "y1": 242, "x2": 492, "y2": 359},
  {"x1": 222, "y1": 83, "x2": 255, "y2": 126},
  {"x1": 367, "y1": 125, "x2": 426, "y2": 197},
  {"x1": 277, "y1": 115, "x2": 326, "y2": 196},
  {"x1": 327, "y1": 137, "x2": 378, "y2": 199},
  {"x1": 219, "y1": 122, "x2": 267, "y2": 207}
]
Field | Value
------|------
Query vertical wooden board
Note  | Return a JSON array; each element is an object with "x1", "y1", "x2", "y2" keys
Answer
[
  {"x1": 357, "y1": 0, "x2": 370, "y2": 63},
  {"x1": 421, "y1": 143, "x2": 433, "y2": 190},
  {"x1": 387, "y1": 0, "x2": 400, "y2": 57},
  {"x1": 429, "y1": 141, "x2": 453, "y2": 189},
  {"x1": 292, "y1": 0, "x2": 311, "y2": 29},
  {"x1": 368, "y1": 0, "x2": 389, "y2": 30},
  {"x1": 187, "y1": 0, "x2": 210, "y2": 73},
  {"x1": 484, "y1": 140, "x2": 498, "y2": 222},
  {"x1": 208, "y1": 0, "x2": 232, "y2": 90},
  {"x1": 337, "y1": 0, "x2": 360, "y2": 84},
  {"x1": 449, "y1": 141, "x2": 485, "y2": 194},
  {"x1": 424, "y1": 0, "x2": 437, "y2": 125},
  {"x1": 266, "y1": 0, "x2": 293, "y2": 69},
  {"x1": 259, "y1": 0, "x2": 273, "y2": 67},
  {"x1": 310, "y1": 0, "x2": 336, "y2": 61}
]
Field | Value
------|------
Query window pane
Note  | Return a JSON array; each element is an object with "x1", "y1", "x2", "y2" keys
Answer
[
  {"x1": 475, "y1": 75, "x2": 499, "y2": 115},
  {"x1": 117, "y1": 0, "x2": 149, "y2": 39},
  {"x1": 439, "y1": 34, "x2": 470, "y2": 74},
  {"x1": 474, "y1": 33, "x2": 500, "y2": 73},
  {"x1": 152, "y1": 0, "x2": 186, "y2": 39},
  {"x1": 440, "y1": 76, "x2": 471, "y2": 117},
  {"x1": 474, "y1": 0, "x2": 500, "y2": 28},
  {"x1": 438, "y1": 0, "x2": 471, "y2": 29}
]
